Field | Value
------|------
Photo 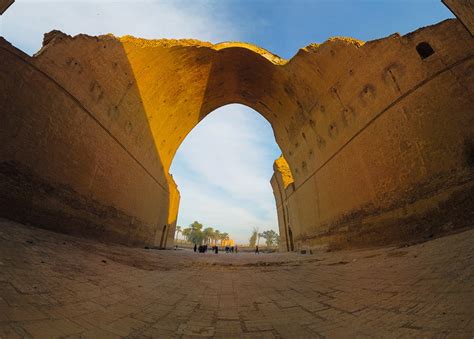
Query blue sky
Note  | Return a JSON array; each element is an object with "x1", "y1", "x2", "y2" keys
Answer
[{"x1": 0, "y1": 0, "x2": 453, "y2": 243}]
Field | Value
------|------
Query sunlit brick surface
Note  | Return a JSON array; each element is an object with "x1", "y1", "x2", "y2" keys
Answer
[{"x1": 0, "y1": 219, "x2": 472, "y2": 338}]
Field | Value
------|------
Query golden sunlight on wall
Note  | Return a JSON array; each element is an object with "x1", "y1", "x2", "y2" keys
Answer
[{"x1": 1, "y1": 17, "x2": 472, "y2": 248}]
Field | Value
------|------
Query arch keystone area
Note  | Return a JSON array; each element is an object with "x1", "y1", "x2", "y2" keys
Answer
[{"x1": 0, "y1": 18, "x2": 473, "y2": 249}]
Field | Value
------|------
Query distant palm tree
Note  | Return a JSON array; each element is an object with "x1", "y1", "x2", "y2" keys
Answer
[
  {"x1": 182, "y1": 228, "x2": 191, "y2": 243},
  {"x1": 214, "y1": 230, "x2": 221, "y2": 245},
  {"x1": 257, "y1": 232, "x2": 263, "y2": 246},
  {"x1": 220, "y1": 232, "x2": 229, "y2": 245},
  {"x1": 249, "y1": 227, "x2": 258, "y2": 247},
  {"x1": 203, "y1": 227, "x2": 214, "y2": 245},
  {"x1": 175, "y1": 226, "x2": 182, "y2": 240}
]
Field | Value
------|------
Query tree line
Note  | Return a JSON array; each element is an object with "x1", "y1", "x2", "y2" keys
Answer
[
  {"x1": 249, "y1": 227, "x2": 280, "y2": 247},
  {"x1": 175, "y1": 222, "x2": 280, "y2": 247},
  {"x1": 175, "y1": 221, "x2": 229, "y2": 245}
]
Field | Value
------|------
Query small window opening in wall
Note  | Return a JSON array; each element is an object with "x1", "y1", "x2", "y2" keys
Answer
[{"x1": 416, "y1": 42, "x2": 435, "y2": 60}]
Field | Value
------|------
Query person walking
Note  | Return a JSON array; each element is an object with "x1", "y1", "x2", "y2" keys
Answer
[
  {"x1": 255, "y1": 245, "x2": 259, "y2": 254},
  {"x1": 194, "y1": 243, "x2": 197, "y2": 253}
]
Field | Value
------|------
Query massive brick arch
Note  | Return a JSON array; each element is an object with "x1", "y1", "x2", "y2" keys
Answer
[{"x1": 0, "y1": 19, "x2": 473, "y2": 248}]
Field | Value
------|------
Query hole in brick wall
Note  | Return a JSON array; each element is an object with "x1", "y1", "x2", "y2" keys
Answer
[{"x1": 416, "y1": 42, "x2": 435, "y2": 60}]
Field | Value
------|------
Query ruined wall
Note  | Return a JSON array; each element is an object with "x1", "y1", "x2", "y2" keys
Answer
[
  {"x1": 1, "y1": 19, "x2": 472, "y2": 249},
  {"x1": 275, "y1": 20, "x2": 474, "y2": 249},
  {"x1": 442, "y1": 0, "x2": 474, "y2": 35},
  {"x1": 0, "y1": 39, "x2": 175, "y2": 247},
  {"x1": 162, "y1": 175, "x2": 180, "y2": 248},
  {"x1": 270, "y1": 156, "x2": 295, "y2": 252}
]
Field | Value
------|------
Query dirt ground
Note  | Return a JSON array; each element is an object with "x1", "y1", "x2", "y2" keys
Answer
[{"x1": 0, "y1": 219, "x2": 472, "y2": 338}]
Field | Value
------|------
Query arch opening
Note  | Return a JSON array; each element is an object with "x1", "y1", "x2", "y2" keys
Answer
[{"x1": 169, "y1": 103, "x2": 293, "y2": 249}]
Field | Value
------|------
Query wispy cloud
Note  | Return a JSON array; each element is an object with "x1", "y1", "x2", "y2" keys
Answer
[
  {"x1": 1, "y1": 0, "x2": 239, "y2": 55},
  {"x1": 171, "y1": 104, "x2": 281, "y2": 244}
]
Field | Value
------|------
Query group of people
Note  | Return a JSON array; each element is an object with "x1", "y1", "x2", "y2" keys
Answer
[
  {"x1": 193, "y1": 244, "x2": 238, "y2": 254},
  {"x1": 224, "y1": 246, "x2": 237, "y2": 253}
]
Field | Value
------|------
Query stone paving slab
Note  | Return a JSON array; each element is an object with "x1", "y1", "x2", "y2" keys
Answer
[{"x1": 0, "y1": 219, "x2": 473, "y2": 338}]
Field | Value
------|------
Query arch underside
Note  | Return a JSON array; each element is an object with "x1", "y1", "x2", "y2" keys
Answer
[{"x1": 0, "y1": 18, "x2": 473, "y2": 249}]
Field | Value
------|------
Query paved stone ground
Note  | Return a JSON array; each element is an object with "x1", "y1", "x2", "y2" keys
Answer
[{"x1": 0, "y1": 219, "x2": 472, "y2": 338}]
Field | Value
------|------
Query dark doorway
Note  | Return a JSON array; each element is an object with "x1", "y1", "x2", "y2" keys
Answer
[
  {"x1": 160, "y1": 225, "x2": 167, "y2": 248},
  {"x1": 288, "y1": 226, "x2": 294, "y2": 251}
]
